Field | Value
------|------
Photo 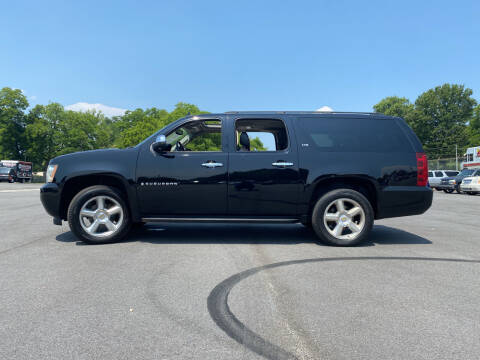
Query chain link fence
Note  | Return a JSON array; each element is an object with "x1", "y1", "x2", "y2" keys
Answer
[{"x1": 428, "y1": 157, "x2": 464, "y2": 171}]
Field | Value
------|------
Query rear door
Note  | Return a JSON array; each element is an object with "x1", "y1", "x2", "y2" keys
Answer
[{"x1": 227, "y1": 115, "x2": 300, "y2": 216}]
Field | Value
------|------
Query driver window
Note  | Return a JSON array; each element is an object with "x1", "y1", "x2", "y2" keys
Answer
[{"x1": 166, "y1": 120, "x2": 222, "y2": 152}]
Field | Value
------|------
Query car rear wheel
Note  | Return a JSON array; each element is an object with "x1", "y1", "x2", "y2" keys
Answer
[
  {"x1": 443, "y1": 189, "x2": 453, "y2": 193},
  {"x1": 67, "y1": 185, "x2": 132, "y2": 244},
  {"x1": 311, "y1": 189, "x2": 374, "y2": 246}
]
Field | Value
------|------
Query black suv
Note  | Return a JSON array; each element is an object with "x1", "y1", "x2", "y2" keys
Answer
[{"x1": 40, "y1": 112, "x2": 432, "y2": 246}]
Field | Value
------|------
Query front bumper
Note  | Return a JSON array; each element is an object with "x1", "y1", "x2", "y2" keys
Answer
[
  {"x1": 460, "y1": 183, "x2": 480, "y2": 193},
  {"x1": 436, "y1": 183, "x2": 456, "y2": 190},
  {"x1": 40, "y1": 183, "x2": 62, "y2": 218}
]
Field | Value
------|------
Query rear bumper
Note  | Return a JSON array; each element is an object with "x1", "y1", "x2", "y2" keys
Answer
[
  {"x1": 40, "y1": 183, "x2": 62, "y2": 218},
  {"x1": 376, "y1": 186, "x2": 433, "y2": 219}
]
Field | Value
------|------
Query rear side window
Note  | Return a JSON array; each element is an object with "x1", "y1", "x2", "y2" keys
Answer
[
  {"x1": 428, "y1": 171, "x2": 433, "y2": 177},
  {"x1": 435, "y1": 171, "x2": 444, "y2": 177},
  {"x1": 296, "y1": 117, "x2": 411, "y2": 153},
  {"x1": 445, "y1": 171, "x2": 458, "y2": 177}
]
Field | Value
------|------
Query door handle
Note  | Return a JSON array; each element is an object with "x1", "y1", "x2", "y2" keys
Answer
[
  {"x1": 202, "y1": 162, "x2": 223, "y2": 168},
  {"x1": 272, "y1": 161, "x2": 294, "y2": 168}
]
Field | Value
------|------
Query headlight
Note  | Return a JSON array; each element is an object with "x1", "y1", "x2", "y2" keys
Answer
[
  {"x1": 46, "y1": 165, "x2": 58, "y2": 183},
  {"x1": 449, "y1": 179, "x2": 456, "y2": 184}
]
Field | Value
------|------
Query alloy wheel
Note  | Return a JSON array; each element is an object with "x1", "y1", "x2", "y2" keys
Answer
[
  {"x1": 79, "y1": 195, "x2": 124, "y2": 238},
  {"x1": 323, "y1": 198, "x2": 365, "y2": 241}
]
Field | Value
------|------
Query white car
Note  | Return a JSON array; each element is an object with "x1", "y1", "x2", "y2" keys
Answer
[
  {"x1": 460, "y1": 176, "x2": 480, "y2": 195},
  {"x1": 428, "y1": 170, "x2": 459, "y2": 190}
]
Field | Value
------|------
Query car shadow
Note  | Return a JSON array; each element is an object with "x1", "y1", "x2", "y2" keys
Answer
[{"x1": 55, "y1": 223, "x2": 431, "y2": 247}]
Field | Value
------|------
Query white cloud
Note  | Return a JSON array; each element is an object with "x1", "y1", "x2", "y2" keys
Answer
[
  {"x1": 65, "y1": 102, "x2": 127, "y2": 117},
  {"x1": 316, "y1": 106, "x2": 333, "y2": 112},
  {"x1": 29, "y1": 95, "x2": 37, "y2": 101}
]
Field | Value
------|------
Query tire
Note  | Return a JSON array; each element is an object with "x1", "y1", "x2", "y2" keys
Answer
[
  {"x1": 455, "y1": 185, "x2": 462, "y2": 194},
  {"x1": 444, "y1": 189, "x2": 453, "y2": 193},
  {"x1": 435, "y1": 188, "x2": 442, "y2": 191},
  {"x1": 67, "y1": 185, "x2": 132, "y2": 244},
  {"x1": 311, "y1": 189, "x2": 374, "y2": 246}
]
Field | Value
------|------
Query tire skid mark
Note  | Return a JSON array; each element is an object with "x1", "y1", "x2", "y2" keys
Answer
[{"x1": 207, "y1": 256, "x2": 480, "y2": 360}]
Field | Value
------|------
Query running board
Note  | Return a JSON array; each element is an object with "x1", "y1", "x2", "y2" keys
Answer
[{"x1": 141, "y1": 216, "x2": 300, "y2": 224}]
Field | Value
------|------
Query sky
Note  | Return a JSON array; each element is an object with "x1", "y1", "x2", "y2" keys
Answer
[{"x1": 1, "y1": 0, "x2": 479, "y2": 115}]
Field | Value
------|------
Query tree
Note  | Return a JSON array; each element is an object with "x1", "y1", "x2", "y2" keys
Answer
[
  {"x1": 374, "y1": 84, "x2": 478, "y2": 159},
  {"x1": 25, "y1": 103, "x2": 119, "y2": 170},
  {"x1": 373, "y1": 96, "x2": 414, "y2": 120},
  {"x1": 467, "y1": 105, "x2": 480, "y2": 146},
  {"x1": 250, "y1": 137, "x2": 267, "y2": 151},
  {"x1": 415, "y1": 84, "x2": 477, "y2": 157},
  {"x1": 116, "y1": 102, "x2": 207, "y2": 148},
  {"x1": 0, "y1": 87, "x2": 29, "y2": 159},
  {"x1": 25, "y1": 103, "x2": 63, "y2": 169}
]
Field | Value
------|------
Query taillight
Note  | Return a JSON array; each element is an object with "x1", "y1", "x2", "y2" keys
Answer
[{"x1": 416, "y1": 152, "x2": 428, "y2": 186}]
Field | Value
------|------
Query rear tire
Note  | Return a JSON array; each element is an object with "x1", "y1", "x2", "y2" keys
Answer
[
  {"x1": 444, "y1": 189, "x2": 453, "y2": 193},
  {"x1": 67, "y1": 185, "x2": 132, "y2": 244},
  {"x1": 311, "y1": 189, "x2": 374, "y2": 246}
]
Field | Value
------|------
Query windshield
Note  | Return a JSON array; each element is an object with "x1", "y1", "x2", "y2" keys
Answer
[
  {"x1": 459, "y1": 169, "x2": 474, "y2": 176},
  {"x1": 0, "y1": 168, "x2": 10, "y2": 174}
]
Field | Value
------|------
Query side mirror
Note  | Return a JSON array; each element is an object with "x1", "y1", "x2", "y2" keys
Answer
[{"x1": 151, "y1": 135, "x2": 168, "y2": 152}]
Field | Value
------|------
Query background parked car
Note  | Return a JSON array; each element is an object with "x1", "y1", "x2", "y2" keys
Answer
[
  {"x1": 0, "y1": 167, "x2": 16, "y2": 183},
  {"x1": 0, "y1": 160, "x2": 33, "y2": 183},
  {"x1": 460, "y1": 175, "x2": 480, "y2": 195},
  {"x1": 437, "y1": 168, "x2": 480, "y2": 193},
  {"x1": 428, "y1": 170, "x2": 459, "y2": 190}
]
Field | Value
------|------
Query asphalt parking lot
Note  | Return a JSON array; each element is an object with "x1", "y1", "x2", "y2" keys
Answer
[{"x1": 0, "y1": 183, "x2": 479, "y2": 360}]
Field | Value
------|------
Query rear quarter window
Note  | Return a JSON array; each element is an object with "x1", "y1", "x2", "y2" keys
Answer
[{"x1": 295, "y1": 117, "x2": 412, "y2": 153}]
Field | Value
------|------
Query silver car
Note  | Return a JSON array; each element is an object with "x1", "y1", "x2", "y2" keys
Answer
[{"x1": 428, "y1": 170, "x2": 459, "y2": 190}]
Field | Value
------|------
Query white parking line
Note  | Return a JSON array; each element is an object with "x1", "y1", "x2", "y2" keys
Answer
[{"x1": 0, "y1": 189, "x2": 39, "y2": 193}]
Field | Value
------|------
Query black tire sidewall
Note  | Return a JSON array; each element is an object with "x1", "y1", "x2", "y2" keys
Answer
[
  {"x1": 68, "y1": 185, "x2": 131, "y2": 244},
  {"x1": 311, "y1": 189, "x2": 374, "y2": 246}
]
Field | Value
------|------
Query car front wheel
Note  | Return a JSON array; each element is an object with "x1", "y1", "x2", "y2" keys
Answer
[
  {"x1": 67, "y1": 185, "x2": 132, "y2": 244},
  {"x1": 311, "y1": 189, "x2": 374, "y2": 246}
]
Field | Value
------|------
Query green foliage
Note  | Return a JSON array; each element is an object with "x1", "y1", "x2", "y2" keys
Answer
[
  {"x1": 24, "y1": 103, "x2": 116, "y2": 169},
  {"x1": 415, "y1": 84, "x2": 476, "y2": 157},
  {"x1": 467, "y1": 105, "x2": 480, "y2": 147},
  {"x1": 115, "y1": 102, "x2": 208, "y2": 148},
  {"x1": 0, "y1": 87, "x2": 29, "y2": 159},
  {"x1": 374, "y1": 84, "x2": 478, "y2": 158},
  {"x1": 188, "y1": 133, "x2": 222, "y2": 151},
  {"x1": 250, "y1": 137, "x2": 267, "y2": 151},
  {"x1": 373, "y1": 96, "x2": 414, "y2": 120}
]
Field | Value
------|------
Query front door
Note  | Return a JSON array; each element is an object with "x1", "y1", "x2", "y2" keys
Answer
[
  {"x1": 227, "y1": 116, "x2": 300, "y2": 216},
  {"x1": 136, "y1": 117, "x2": 228, "y2": 216}
]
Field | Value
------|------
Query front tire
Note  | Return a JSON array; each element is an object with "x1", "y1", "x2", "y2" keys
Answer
[
  {"x1": 311, "y1": 189, "x2": 374, "y2": 246},
  {"x1": 444, "y1": 189, "x2": 453, "y2": 193},
  {"x1": 67, "y1": 185, "x2": 132, "y2": 244}
]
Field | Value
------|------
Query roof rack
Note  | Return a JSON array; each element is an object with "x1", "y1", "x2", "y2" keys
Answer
[{"x1": 224, "y1": 111, "x2": 379, "y2": 115}]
